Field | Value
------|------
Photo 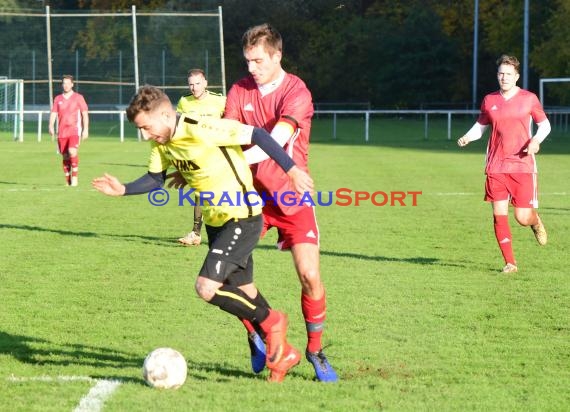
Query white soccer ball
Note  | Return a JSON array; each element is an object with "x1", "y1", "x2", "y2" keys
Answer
[{"x1": 142, "y1": 347, "x2": 188, "y2": 389}]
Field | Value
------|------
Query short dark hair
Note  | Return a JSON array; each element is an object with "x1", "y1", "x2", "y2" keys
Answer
[
  {"x1": 62, "y1": 74, "x2": 74, "y2": 82},
  {"x1": 187, "y1": 68, "x2": 206, "y2": 78},
  {"x1": 496, "y1": 55, "x2": 520, "y2": 73},
  {"x1": 242, "y1": 23, "x2": 282, "y2": 55},
  {"x1": 126, "y1": 85, "x2": 170, "y2": 122}
]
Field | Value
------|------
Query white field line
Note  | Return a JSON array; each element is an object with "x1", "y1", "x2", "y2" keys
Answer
[
  {"x1": 431, "y1": 192, "x2": 567, "y2": 196},
  {"x1": 4, "y1": 187, "x2": 77, "y2": 192},
  {"x1": 7, "y1": 375, "x2": 97, "y2": 382},
  {"x1": 73, "y1": 379, "x2": 122, "y2": 412},
  {"x1": 7, "y1": 375, "x2": 122, "y2": 412}
]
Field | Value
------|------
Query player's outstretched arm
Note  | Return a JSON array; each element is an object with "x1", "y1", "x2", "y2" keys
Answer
[
  {"x1": 92, "y1": 173, "x2": 126, "y2": 196},
  {"x1": 93, "y1": 171, "x2": 166, "y2": 196}
]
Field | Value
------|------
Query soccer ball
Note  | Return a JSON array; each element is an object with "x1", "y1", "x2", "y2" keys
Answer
[{"x1": 142, "y1": 347, "x2": 188, "y2": 389}]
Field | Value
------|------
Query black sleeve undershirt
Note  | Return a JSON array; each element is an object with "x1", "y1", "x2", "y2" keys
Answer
[
  {"x1": 123, "y1": 171, "x2": 166, "y2": 195},
  {"x1": 250, "y1": 127, "x2": 295, "y2": 172},
  {"x1": 124, "y1": 127, "x2": 293, "y2": 195}
]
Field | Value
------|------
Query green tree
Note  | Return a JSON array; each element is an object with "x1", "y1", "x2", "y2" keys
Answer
[
  {"x1": 532, "y1": 0, "x2": 570, "y2": 105},
  {"x1": 373, "y1": 9, "x2": 459, "y2": 107}
]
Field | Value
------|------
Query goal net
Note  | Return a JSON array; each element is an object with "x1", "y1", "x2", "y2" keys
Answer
[{"x1": 0, "y1": 78, "x2": 24, "y2": 142}]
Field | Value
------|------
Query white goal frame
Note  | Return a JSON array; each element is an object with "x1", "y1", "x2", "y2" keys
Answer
[
  {"x1": 539, "y1": 77, "x2": 570, "y2": 106},
  {"x1": 0, "y1": 78, "x2": 24, "y2": 142}
]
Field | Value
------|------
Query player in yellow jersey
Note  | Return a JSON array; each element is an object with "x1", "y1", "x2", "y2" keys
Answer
[
  {"x1": 92, "y1": 85, "x2": 313, "y2": 382},
  {"x1": 176, "y1": 69, "x2": 227, "y2": 246}
]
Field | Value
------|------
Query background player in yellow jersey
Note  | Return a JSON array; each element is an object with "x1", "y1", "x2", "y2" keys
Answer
[
  {"x1": 176, "y1": 69, "x2": 226, "y2": 247},
  {"x1": 92, "y1": 85, "x2": 313, "y2": 382}
]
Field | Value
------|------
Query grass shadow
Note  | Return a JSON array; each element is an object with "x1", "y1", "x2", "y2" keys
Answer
[
  {"x1": 0, "y1": 223, "x2": 180, "y2": 247},
  {"x1": 255, "y1": 244, "x2": 465, "y2": 268},
  {"x1": 0, "y1": 331, "x2": 141, "y2": 369}
]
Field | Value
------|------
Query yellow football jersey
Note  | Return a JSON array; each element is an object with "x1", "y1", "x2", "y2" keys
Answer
[
  {"x1": 176, "y1": 91, "x2": 226, "y2": 119},
  {"x1": 148, "y1": 115, "x2": 262, "y2": 227}
]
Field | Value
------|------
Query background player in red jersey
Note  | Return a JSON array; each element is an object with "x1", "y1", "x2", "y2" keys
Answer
[
  {"x1": 49, "y1": 75, "x2": 89, "y2": 186},
  {"x1": 458, "y1": 55, "x2": 551, "y2": 273},
  {"x1": 224, "y1": 23, "x2": 337, "y2": 382}
]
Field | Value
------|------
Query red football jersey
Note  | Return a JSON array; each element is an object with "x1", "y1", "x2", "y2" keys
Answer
[
  {"x1": 51, "y1": 92, "x2": 88, "y2": 139},
  {"x1": 477, "y1": 89, "x2": 547, "y2": 174},
  {"x1": 225, "y1": 73, "x2": 314, "y2": 214}
]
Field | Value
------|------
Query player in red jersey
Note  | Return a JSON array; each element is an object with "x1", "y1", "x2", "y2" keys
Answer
[
  {"x1": 49, "y1": 75, "x2": 89, "y2": 186},
  {"x1": 224, "y1": 23, "x2": 337, "y2": 382},
  {"x1": 458, "y1": 55, "x2": 551, "y2": 273}
]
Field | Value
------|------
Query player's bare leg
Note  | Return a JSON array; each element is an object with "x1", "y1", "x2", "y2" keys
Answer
[
  {"x1": 62, "y1": 152, "x2": 71, "y2": 186},
  {"x1": 291, "y1": 243, "x2": 338, "y2": 382},
  {"x1": 68, "y1": 146, "x2": 79, "y2": 186},
  {"x1": 514, "y1": 207, "x2": 547, "y2": 245}
]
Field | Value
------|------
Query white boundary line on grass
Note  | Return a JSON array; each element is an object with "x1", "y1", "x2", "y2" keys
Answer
[
  {"x1": 431, "y1": 192, "x2": 567, "y2": 196},
  {"x1": 8, "y1": 375, "x2": 96, "y2": 382},
  {"x1": 74, "y1": 379, "x2": 122, "y2": 412},
  {"x1": 7, "y1": 375, "x2": 122, "y2": 412}
]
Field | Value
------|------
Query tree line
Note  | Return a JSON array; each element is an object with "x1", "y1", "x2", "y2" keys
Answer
[{"x1": 4, "y1": 0, "x2": 570, "y2": 108}]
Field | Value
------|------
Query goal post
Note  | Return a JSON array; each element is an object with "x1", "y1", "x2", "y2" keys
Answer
[
  {"x1": 539, "y1": 77, "x2": 570, "y2": 133},
  {"x1": 0, "y1": 78, "x2": 24, "y2": 142},
  {"x1": 539, "y1": 77, "x2": 570, "y2": 106}
]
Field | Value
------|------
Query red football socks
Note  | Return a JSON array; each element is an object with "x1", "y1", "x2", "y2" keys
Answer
[
  {"x1": 302, "y1": 293, "x2": 326, "y2": 353},
  {"x1": 494, "y1": 214, "x2": 515, "y2": 264}
]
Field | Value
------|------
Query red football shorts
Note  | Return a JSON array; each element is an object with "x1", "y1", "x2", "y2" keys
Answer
[
  {"x1": 261, "y1": 203, "x2": 320, "y2": 250},
  {"x1": 484, "y1": 173, "x2": 538, "y2": 208},
  {"x1": 57, "y1": 135, "x2": 80, "y2": 154}
]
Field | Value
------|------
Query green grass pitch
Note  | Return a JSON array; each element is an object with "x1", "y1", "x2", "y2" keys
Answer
[{"x1": 1, "y1": 118, "x2": 569, "y2": 411}]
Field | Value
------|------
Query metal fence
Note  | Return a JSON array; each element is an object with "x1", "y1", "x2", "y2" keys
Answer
[
  {"x1": 0, "y1": 6, "x2": 225, "y2": 108},
  {"x1": 3, "y1": 109, "x2": 568, "y2": 143}
]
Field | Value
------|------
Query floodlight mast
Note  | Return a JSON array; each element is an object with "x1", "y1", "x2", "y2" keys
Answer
[
  {"x1": 523, "y1": 0, "x2": 529, "y2": 90},
  {"x1": 472, "y1": 0, "x2": 479, "y2": 110},
  {"x1": 46, "y1": 5, "x2": 53, "y2": 106}
]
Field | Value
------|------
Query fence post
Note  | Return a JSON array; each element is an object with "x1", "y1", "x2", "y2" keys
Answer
[
  {"x1": 365, "y1": 111, "x2": 370, "y2": 143},
  {"x1": 120, "y1": 111, "x2": 125, "y2": 143},
  {"x1": 332, "y1": 113, "x2": 337, "y2": 140},
  {"x1": 37, "y1": 112, "x2": 42, "y2": 142}
]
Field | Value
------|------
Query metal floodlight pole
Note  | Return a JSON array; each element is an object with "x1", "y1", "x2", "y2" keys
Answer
[
  {"x1": 75, "y1": 49, "x2": 79, "y2": 91},
  {"x1": 472, "y1": 0, "x2": 479, "y2": 110},
  {"x1": 523, "y1": 0, "x2": 529, "y2": 89},
  {"x1": 132, "y1": 5, "x2": 140, "y2": 92},
  {"x1": 46, "y1": 5, "x2": 53, "y2": 106},
  {"x1": 132, "y1": 5, "x2": 140, "y2": 141},
  {"x1": 218, "y1": 6, "x2": 226, "y2": 94}
]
